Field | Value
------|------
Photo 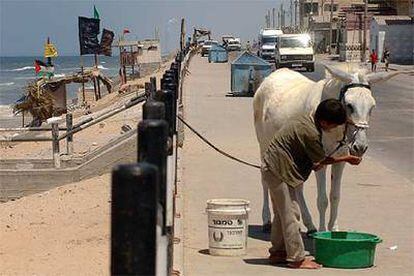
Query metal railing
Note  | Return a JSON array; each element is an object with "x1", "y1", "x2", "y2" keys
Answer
[
  {"x1": 0, "y1": 87, "x2": 147, "y2": 168},
  {"x1": 111, "y1": 45, "x2": 193, "y2": 276}
]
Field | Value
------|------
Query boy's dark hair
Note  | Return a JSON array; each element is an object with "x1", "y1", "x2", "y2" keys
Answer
[{"x1": 314, "y1": 99, "x2": 347, "y2": 125}]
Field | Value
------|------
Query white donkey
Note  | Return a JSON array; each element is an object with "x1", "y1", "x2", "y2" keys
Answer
[{"x1": 254, "y1": 65, "x2": 405, "y2": 232}]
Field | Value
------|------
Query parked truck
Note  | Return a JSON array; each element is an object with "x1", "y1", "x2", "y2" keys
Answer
[
  {"x1": 274, "y1": 34, "x2": 315, "y2": 72},
  {"x1": 257, "y1": 28, "x2": 283, "y2": 61}
]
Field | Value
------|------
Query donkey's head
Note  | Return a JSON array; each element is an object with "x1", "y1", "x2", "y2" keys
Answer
[{"x1": 325, "y1": 65, "x2": 409, "y2": 156}]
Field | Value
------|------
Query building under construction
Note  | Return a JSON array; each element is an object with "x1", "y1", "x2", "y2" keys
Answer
[{"x1": 298, "y1": 0, "x2": 413, "y2": 62}]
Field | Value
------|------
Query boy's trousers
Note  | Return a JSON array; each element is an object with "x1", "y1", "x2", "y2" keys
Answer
[{"x1": 263, "y1": 167, "x2": 306, "y2": 262}]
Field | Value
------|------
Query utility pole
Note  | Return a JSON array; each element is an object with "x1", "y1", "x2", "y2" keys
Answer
[
  {"x1": 328, "y1": 0, "x2": 334, "y2": 54},
  {"x1": 290, "y1": 0, "x2": 294, "y2": 27},
  {"x1": 362, "y1": 0, "x2": 368, "y2": 62},
  {"x1": 278, "y1": 11, "x2": 281, "y2": 28},
  {"x1": 294, "y1": 0, "x2": 298, "y2": 27},
  {"x1": 268, "y1": 9, "x2": 271, "y2": 28},
  {"x1": 272, "y1": 8, "x2": 276, "y2": 28}
]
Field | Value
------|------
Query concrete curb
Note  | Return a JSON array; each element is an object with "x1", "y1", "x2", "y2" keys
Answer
[{"x1": 0, "y1": 129, "x2": 137, "y2": 202}]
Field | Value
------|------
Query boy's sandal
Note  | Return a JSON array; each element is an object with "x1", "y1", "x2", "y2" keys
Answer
[{"x1": 287, "y1": 257, "x2": 322, "y2": 269}]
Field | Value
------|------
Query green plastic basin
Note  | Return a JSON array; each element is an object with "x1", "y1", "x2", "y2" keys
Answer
[{"x1": 313, "y1": 231, "x2": 382, "y2": 269}]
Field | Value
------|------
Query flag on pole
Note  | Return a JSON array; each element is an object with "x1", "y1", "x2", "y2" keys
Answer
[
  {"x1": 78, "y1": 16, "x2": 100, "y2": 55},
  {"x1": 123, "y1": 28, "x2": 130, "y2": 34},
  {"x1": 99, "y1": 28, "x2": 115, "y2": 56},
  {"x1": 34, "y1": 59, "x2": 54, "y2": 77},
  {"x1": 34, "y1": 59, "x2": 47, "y2": 74},
  {"x1": 44, "y1": 43, "x2": 58, "y2": 58},
  {"x1": 93, "y1": 5, "x2": 100, "y2": 19}
]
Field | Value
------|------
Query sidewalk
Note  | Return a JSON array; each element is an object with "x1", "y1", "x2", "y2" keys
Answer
[{"x1": 180, "y1": 55, "x2": 413, "y2": 275}]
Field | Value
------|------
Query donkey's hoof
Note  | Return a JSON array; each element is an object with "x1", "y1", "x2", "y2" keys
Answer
[
  {"x1": 262, "y1": 223, "x2": 272, "y2": 233},
  {"x1": 328, "y1": 225, "x2": 340, "y2": 232}
]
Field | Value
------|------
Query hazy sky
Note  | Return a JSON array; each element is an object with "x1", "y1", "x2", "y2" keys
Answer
[{"x1": 0, "y1": 0, "x2": 287, "y2": 56}]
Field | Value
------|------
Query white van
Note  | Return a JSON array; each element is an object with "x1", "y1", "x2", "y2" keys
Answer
[
  {"x1": 275, "y1": 34, "x2": 315, "y2": 72},
  {"x1": 258, "y1": 28, "x2": 283, "y2": 61}
]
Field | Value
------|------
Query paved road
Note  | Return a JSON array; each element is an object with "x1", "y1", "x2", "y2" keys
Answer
[
  {"x1": 305, "y1": 59, "x2": 414, "y2": 181},
  {"x1": 180, "y1": 54, "x2": 413, "y2": 275}
]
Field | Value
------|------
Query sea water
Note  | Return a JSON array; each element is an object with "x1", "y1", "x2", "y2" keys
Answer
[
  {"x1": 0, "y1": 55, "x2": 120, "y2": 105},
  {"x1": 0, "y1": 55, "x2": 120, "y2": 126}
]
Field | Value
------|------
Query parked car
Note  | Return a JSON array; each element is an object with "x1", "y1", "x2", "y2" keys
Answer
[
  {"x1": 201, "y1": 40, "x2": 218, "y2": 57},
  {"x1": 226, "y1": 39, "x2": 242, "y2": 51},
  {"x1": 274, "y1": 34, "x2": 315, "y2": 72}
]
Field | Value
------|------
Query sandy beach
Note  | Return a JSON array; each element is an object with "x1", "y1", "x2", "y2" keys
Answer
[{"x1": 0, "y1": 173, "x2": 111, "y2": 275}]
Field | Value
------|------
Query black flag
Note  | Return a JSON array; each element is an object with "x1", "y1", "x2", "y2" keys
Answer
[
  {"x1": 78, "y1": 16, "x2": 100, "y2": 55},
  {"x1": 99, "y1": 28, "x2": 115, "y2": 56}
]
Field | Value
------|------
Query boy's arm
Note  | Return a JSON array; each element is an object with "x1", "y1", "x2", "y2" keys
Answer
[{"x1": 313, "y1": 155, "x2": 362, "y2": 170}]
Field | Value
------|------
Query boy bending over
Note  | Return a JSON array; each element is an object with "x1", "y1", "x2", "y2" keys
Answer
[{"x1": 263, "y1": 99, "x2": 361, "y2": 269}]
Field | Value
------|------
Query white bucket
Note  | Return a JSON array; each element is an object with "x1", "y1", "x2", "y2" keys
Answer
[{"x1": 206, "y1": 198, "x2": 250, "y2": 256}]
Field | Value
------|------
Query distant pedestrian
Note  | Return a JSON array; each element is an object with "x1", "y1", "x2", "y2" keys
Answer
[
  {"x1": 252, "y1": 39, "x2": 258, "y2": 50},
  {"x1": 369, "y1": 49, "x2": 378, "y2": 72},
  {"x1": 382, "y1": 48, "x2": 390, "y2": 72},
  {"x1": 246, "y1": 40, "x2": 251, "y2": 52}
]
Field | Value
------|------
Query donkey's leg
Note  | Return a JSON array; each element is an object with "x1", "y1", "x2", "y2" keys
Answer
[
  {"x1": 261, "y1": 168, "x2": 272, "y2": 232},
  {"x1": 296, "y1": 185, "x2": 317, "y2": 232},
  {"x1": 328, "y1": 162, "x2": 346, "y2": 231},
  {"x1": 315, "y1": 167, "x2": 328, "y2": 231}
]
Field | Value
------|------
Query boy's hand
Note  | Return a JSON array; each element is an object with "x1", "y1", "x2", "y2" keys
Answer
[{"x1": 345, "y1": 155, "x2": 362, "y2": 165}]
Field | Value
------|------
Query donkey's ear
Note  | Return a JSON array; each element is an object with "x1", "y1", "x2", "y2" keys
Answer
[
  {"x1": 365, "y1": 70, "x2": 414, "y2": 85},
  {"x1": 324, "y1": 65, "x2": 356, "y2": 83}
]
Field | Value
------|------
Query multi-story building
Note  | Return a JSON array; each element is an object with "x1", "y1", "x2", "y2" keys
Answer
[
  {"x1": 299, "y1": 0, "x2": 367, "y2": 53},
  {"x1": 299, "y1": 0, "x2": 413, "y2": 60}
]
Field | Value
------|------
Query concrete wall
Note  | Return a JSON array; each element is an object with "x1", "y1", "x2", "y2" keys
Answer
[
  {"x1": 139, "y1": 62, "x2": 161, "y2": 77},
  {"x1": 49, "y1": 84, "x2": 67, "y2": 114},
  {"x1": 339, "y1": 29, "x2": 370, "y2": 62},
  {"x1": 136, "y1": 40, "x2": 162, "y2": 64}
]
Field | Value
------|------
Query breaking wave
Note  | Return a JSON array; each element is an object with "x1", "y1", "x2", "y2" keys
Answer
[
  {"x1": 97, "y1": 65, "x2": 108, "y2": 70},
  {"x1": 0, "y1": 82, "x2": 15, "y2": 86},
  {"x1": 10, "y1": 66, "x2": 35, "y2": 72}
]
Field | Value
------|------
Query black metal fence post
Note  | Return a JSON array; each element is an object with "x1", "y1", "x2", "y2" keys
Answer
[
  {"x1": 138, "y1": 119, "x2": 168, "y2": 232},
  {"x1": 111, "y1": 163, "x2": 158, "y2": 276},
  {"x1": 164, "y1": 83, "x2": 177, "y2": 134},
  {"x1": 165, "y1": 69, "x2": 177, "y2": 83},
  {"x1": 143, "y1": 100, "x2": 165, "y2": 120},
  {"x1": 170, "y1": 64, "x2": 180, "y2": 82},
  {"x1": 66, "y1": 113, "x2": 73, "y2": 155},
  {"x1": 154, "y1": 90, "x2": 174, "y2": 140},
  {"x1": 145, "y1": 82, "x2": 152, "y2": 100},
  {"x1": 150, "y1": 76, "x2": 157, "y2": 94}
]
